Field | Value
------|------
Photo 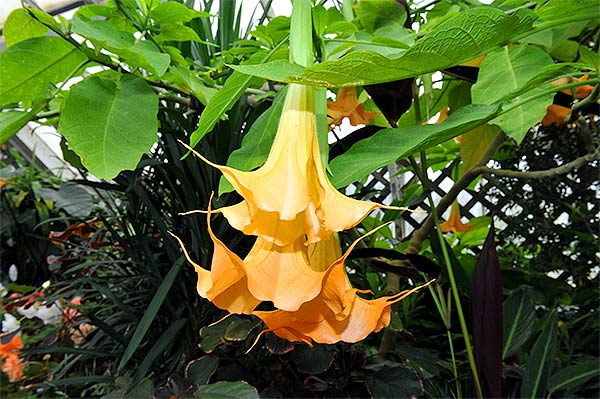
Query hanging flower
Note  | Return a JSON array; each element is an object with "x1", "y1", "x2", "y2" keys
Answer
[
  {"x1": 180, "y1": 84, "x2": 400, "y2": 246},
  {"x1": 175, "y1": 83, "x2": 428, "y2": 345},
  {"x1": 327, "y1": 86, "x2": 379, "y2": 128},
  {"x1": 440, "y1": 201, "x2": 472, "y2": 233},
  {"x1": 541, "y1": 75, "x2": 594, "y2": 126}
]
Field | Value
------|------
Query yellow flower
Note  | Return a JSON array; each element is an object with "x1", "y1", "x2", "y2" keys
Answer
[
  {"x1": 180, "y1": 84, "x2": 396, "y2": 246},
  {"x1": 174, "y1": 83, "x2": 429, "y2": 345},
  {"x1": 327, "y1": 86, "x2": 379, "y2": 128},
  {"x1": 440, "y1": 201, "x2": 472, "y2": 233}
]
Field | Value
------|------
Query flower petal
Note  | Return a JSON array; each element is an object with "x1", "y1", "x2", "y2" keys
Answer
[
  {"x1": 244, "y1": 238, "x2": 326, "y2": 312},
  {"x1": 255, "y1": 280, "x2": 434, "y2": 345},
  {"x1": 170, "y1": 214, "x2": 260, "y2": 314}
]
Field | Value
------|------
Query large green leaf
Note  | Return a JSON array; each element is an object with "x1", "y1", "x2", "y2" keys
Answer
[
  {"x1": 0, "y1": 36, "x2": 87, "y2": 106},
  {"x1": 3, "y1": 8, "x2": 49, "y2": 47},
  {"x1": 59, "y1": 73, "x2": 158, "y2": 180},
  {"x1": 218, "y1": 87, "x2": 287, "y2": 195},
  {"x1": 520, "y1": 309, "x2": 559, "y2": 399},
  {"x1": 472, "y1": 44, "x2": 554, "y2": 143},
  {"x1": 195, "y1": 381, "x2": 259, "y2": 399},
  {"x1": 235, "y1": 7, "x2": 536, "y2": 87},
  {"x1": 502, "y1": 288, "x2": 536, "y2": 359},
  {"x1": 548, "y1": 360, "x2": 600, "y2": 394},
  {"x1": 328, "y1": 104, "x2": 499, "y2": 188},
  {"x1": 189, "y1": 51, "x2": 270, "y2": 147}
]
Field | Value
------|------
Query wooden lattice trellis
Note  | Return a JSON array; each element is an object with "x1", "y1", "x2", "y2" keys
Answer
[{"x1": 347, "y1": 159, "x2": 520, "y2": 238}]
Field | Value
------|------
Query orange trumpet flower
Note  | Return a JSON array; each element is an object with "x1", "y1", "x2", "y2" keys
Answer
[
  {"x1": 180, "y1": 84, "x2": 398, "y2": 247},
  {"x1": 175, "y1": 83, "x2": 428, "y2": 344},
  {"x1": 327, "y1": 86, "x2": 379, "y2": 128}
]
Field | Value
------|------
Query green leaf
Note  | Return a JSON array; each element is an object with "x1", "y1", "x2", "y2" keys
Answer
[
  {"x1": 548, "y1": 360, "x2": 600, "y2": 394},
  {"x1": 291, "y1": 345, "x2": 335, "y2": 374},
  {"x1": 117, "y1": 257, "x2": 183, "y2": 371},
  {"x1": 198, "y1": 320, "x2": 229, "y2": 353},
  {"x1": 154, "y1": 23, "x2": 201, "y2": 43},
  {"x1": 535, "y1": 0, "x2": 599, "y2": 21},
  {"x1": 189, "y1": 51, "x2": 270, "y2": 147},
  {"x1": 59, "y1": 73, "x2": 158, "y2": 180},
  {"x1": 60, "y1": 137, "x2": 85, "y2": 170},
  {"x1": 0, "y1": 110, "x2": 34, "y2": 144},
  {"x1": 3, "y1": 8, "x2": 49, "y2": 47},
  {"x1": 0, "y1": 36, "x2": 87, "y2": 106},
  {"x1": 502, "y1": 288, "x2": 536, "y2": 359},
  {"x1": 365, "y1": 363, "x2": 423, "y2": 399},
  {"x1": 27, "y1": 8, "x2": 62, "y2": 31},
  {"x1": 520, "y1": 309, "x2": 559, "y2": 399},
  {"x1": 328, "y1": 104, "x2": 499, "y2": 188},
  {"x1": 579, "y1": 47, "x2": 599, "y2": 71},
  {"x1": 223, "y1": 318, "x2": 260, "y2": 342},
  {"x1": 116, "y1": 41, "x2": 171, "y2": 77},
  {"x1": 312, "y1": 5, "x2": 343, "y2": 36},
  {"x1": 195, "y1": 381, "x2": 259, "y2": 399},
  {"x1": 355, "y1": 0, "x2": 407, "y2": 32},
  {"x1": 230, "y1": 60, "x2": 305, "y2": 84},
  {"x1": 150, "y1": 1, "x2": 209, "y2": 24},
  {"x1": 103, "y1": 377, "x2": 154, "y2": 399},
  {"x1": 288, "y1": 7, "x2": 536, "y2": 87},
  {"x1": 186, "y1": 356, "x2": 219, "y2": 386},
  {"x1": 513, "y1": 63, "x2": 580, "y2": 98},
  {"x1": 72, "y1": 16, "x2": 170, "y2": 76},
  {"x1": 472, "y1": 44, "x2": 554, "y2": 143},
  {"x1": 218, "y1": 87, "x2": 287, "y2": 195},
  {"x1": 72, "y1": 16, "x2": 135, "y2": 49},
  {"x1": 38, "y1": 182, "x2": 94, "y2": 218},
  {"x1": 165, "y1": 67, "x2": 217, "y2": 105}
]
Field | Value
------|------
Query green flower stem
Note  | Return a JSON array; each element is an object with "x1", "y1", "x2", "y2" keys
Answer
[
  {"x1": 409, "y1": 79, "x2": 463, "y2": 397},
  {"x1": 411, "y1": 79, "x2": 483, "y2": 393},
  {"x1": 427, "y1": 192, "x2": 483, "y2": 398},
  {"x1": 290, "y1": 0, "x2": 313, "y2": 67},
  {"x1": 425, "y1": 282, "x2": 461, "y2": 397},
  {"x1": 342, "y1": 0, "x2": 354, "y2": 22}
]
